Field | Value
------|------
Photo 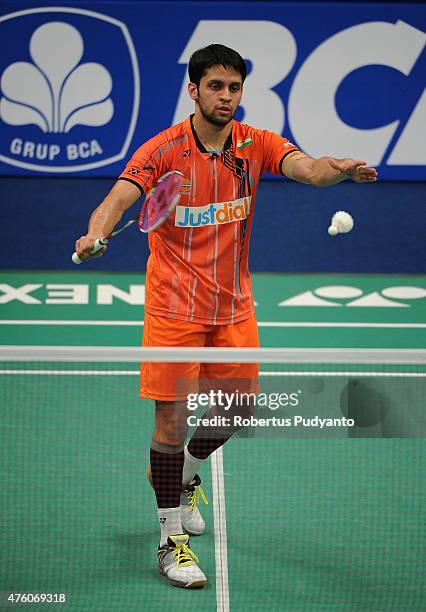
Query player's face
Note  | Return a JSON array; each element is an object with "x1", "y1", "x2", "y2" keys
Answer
[{"x1": 192, "y1": 65, "x2": 243, "y2": 127}]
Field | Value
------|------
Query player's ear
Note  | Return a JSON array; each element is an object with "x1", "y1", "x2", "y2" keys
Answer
[{"x1": 188, "y1": 82, "x2": 198, "y2": 101}]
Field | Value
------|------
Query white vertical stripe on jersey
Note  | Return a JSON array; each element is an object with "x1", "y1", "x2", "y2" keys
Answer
[
  {"x1": 182, "y1": 227, "x2": 187, "y2": 261},
  {"x1": 190, "y1": 161, "x2": 199, "y2": 317},
  {"x1": 189, "y1": 163, "x2": 194, "y2": 201},
  {"x1": 212, "y1": 157, "x2": 220, "y2": 324},
  {"x1": 187, "y1": 227, "x2": 193, "y2": 262},
  {"x1": 190, "y1": 276, "x2": 198, "y2": 322},
  {"x1": 184, "y1": 227, "x2": 194, "y2": 318},
  {"x1": 186, "y1": 269, "x2": 192, "y2": 319},
  {"x1": 231, "y1": 175, "x2": 237, "y2": 323},
  {"x1": 192, "y1": 160, "x2": 197, "y2": 200}
]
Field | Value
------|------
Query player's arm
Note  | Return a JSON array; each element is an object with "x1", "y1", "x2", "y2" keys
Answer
[
  {"x1": 282, "y1": 154, "x2": 378, "y2": 186},
  {"x1": 75, "y1": 180, "x2": 142, "y2": 261}
]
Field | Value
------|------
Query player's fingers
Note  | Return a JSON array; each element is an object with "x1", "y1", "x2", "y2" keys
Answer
[
  {"x1": 355, "y1": 172, "x2": 378, "y2": 183},
  {"x1": 75, "y1": 247, "x2": 90, "y2": 262},
  {"x1": 359, "y1": 167, "x2": 378, "y2": 179},
  {"x1": 353, "y1": 163, "x2": 378, "y2": 182},
  {"x1": 349, "y1": 160, "x2": 367, "y2": 175},
  {"x1": 75, "y1": 236, "x2": 96, "y2": 260},
  {"x1": 330, "y1": 158, "x2": 365, "y2": 175},
  {"x1": 92, "y1": 245, "x2": 107, "y2": 258},
  {"x1": 327, "y1": 158, "x2": 342, "y2": 171}
]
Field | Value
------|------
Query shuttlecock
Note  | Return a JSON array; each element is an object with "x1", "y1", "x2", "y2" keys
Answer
[{"x1": 328, "y1": 210, "x2": 354, "y2": 236}]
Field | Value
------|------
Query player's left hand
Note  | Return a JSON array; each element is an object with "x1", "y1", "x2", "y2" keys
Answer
[{"x1": 328, "y1": 158, "x2": 378, "y2": 183}]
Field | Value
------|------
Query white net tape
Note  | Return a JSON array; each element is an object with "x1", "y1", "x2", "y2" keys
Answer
[{"x1": 0, "y1": 345, "x2": 425, "y2": 363}]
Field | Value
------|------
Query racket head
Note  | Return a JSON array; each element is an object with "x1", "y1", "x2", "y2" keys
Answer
[{"x1": 138, "y1": 170, "x2": 183, "y2": 233}]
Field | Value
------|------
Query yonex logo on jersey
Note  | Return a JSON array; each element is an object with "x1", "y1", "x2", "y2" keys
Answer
[
  {"x1": 175, "y1": 196, "x2": 251, "y2": 228},
  {"x1": 0, "y1": 7, "x2": 139, "y2": 173}
]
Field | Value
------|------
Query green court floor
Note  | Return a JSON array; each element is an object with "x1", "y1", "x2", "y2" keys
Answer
[
  {"x1": 1, "y1": 272, "x2": 425, "y2": 610},
  {"x1": 1, "y1": 272, "x2": 425, "y2": 348}
]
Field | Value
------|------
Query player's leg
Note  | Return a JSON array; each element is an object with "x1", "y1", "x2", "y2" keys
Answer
[
  {"x1": 151, "y1": 400, "x2": 206, "y2": 588},
  {"x1": 151, "y1": 400, "x2": 188, "y2": 545},
  {"x1": 185, "y1": 314, "x2": 259, "y2": 465},
  {"x1": 141, "y1": 313, "x2": 208, "y2": 587}
]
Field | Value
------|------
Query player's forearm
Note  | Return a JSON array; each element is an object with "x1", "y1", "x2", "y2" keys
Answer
[
  {"x1": 310, "y1": 157, "x2": 349, "y2": 187},
  {"x1": 86, "y1": 181, "x2": 139, "y2": 238},
  {"x1": 87, "y1": 197, "x2": 125, "y2": 238}
]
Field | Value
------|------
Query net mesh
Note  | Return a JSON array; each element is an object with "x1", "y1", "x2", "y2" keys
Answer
[{"x1": 1, "y1": 347, "x2": 425, "y2": 610}]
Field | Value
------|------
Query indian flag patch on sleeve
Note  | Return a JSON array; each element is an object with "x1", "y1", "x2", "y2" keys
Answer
[{"x1": 237, "y1": 137, "x2": 252, "y2": 149}]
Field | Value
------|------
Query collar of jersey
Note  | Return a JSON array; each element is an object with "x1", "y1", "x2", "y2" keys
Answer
[{"x1": 189, "y1": 114, "x2": 233, "y2": 154}]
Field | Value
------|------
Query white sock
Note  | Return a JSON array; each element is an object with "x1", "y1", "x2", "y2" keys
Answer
[
  {"x1": 158, "y1": 507, "x2": 182, "y2": 546},
  {"x1": 182, "y1": 445, "x2": 203, "y2": 486}
]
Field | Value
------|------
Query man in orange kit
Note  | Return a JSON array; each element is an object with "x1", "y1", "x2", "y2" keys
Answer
[{"x1": 75, "y1": 44, "x2": 377, "y2": 588}]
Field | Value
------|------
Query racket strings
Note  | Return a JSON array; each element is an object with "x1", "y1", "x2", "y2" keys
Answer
[{"x1": 138, "y1": 172, "x2": 183, "y2": 233}]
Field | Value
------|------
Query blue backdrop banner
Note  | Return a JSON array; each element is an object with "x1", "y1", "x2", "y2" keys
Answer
[{"x1": 0, "y1": 2, "x2": 425, "y2": 179}]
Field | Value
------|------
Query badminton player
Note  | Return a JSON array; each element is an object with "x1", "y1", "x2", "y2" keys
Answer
[{"x1": 74, "y1": 44, "x2": 377, "y2": 588}]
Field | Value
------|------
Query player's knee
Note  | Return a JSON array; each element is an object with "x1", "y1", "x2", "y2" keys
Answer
[
  {"x1": 154, "y1": 415, "x2": 185, "y2": 444},
  {"x1": 155, "y1": 400, "x2": 188, "y2": 444},
  {"x1": 154, "y1": 427, "x2": 185, "y2": 446}
]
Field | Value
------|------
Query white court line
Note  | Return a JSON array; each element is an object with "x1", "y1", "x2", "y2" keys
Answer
[
  {"x1": 0, "y1": 320, "x2": 425, "y2": 329},
  {"x1": 0, "y1": 370, "x2": 140, "y2": 375},
  {"x1": 211, "y1": 447, "x2": 229, "y2": 612},
  {"x1": 258, "y1": 322, "x2": 426, "y2": 329},
  {"x1": 0, "y1": 320, "x2": 144, "y2": 326},
  {"x1": 0, "y1": 371, "x2": 423, "y2": 377},
  {"x1": 260, "y1": 371, "x2": 425, "y2": 377}
]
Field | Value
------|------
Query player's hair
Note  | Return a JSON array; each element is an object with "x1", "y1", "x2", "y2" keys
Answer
[{"x1": 188, "y1": 44, "x2": 247, "y2": 86}]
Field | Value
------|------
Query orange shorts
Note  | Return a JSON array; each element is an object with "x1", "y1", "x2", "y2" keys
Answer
[{"x1": 140, "y1": 312, "x2": 259, "y2": 401}]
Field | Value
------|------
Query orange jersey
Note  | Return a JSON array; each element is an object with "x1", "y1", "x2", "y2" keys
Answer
[{"x1": 119, "y1": 115, "x2": 301, "y2": 324}]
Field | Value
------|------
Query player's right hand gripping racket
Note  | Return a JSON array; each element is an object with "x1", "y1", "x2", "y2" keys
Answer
[{"x1": 72, "y1": 170, "x2": 183, "y2": 264}]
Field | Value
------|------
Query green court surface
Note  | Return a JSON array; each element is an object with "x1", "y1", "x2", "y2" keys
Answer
[
  {"x1": 1, "y1": 272, "x2": 425, "y2": 610},
  {"x1": 1, "y1": 272, "x2": 425, "y2": 348}
]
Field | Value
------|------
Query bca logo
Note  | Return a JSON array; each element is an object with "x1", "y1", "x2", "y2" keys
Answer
[{"x1": 0, "y1": 8, "x2": 139, "y2": 173}]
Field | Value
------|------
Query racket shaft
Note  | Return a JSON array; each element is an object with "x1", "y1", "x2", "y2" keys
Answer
[{"x1": 72, "y1": 238, "x2": 108, "y2": 264}]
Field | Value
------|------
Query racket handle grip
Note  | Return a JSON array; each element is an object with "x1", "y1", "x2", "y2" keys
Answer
[{"x1": 72, "y1": 238, "x2": 109, "y2": 264}]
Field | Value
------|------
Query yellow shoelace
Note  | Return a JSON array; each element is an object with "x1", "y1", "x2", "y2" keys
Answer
[
  {"x1": 171, "y1": 542, "x2": 199, "y2": 566},
  {"x1": 186, "y1": 483, "x2": 208, "y2": 512}
]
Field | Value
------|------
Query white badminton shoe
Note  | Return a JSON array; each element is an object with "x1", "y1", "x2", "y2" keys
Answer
[
  {"x1": 180, "y1": 474, "x2": 208, "y2": 536},
  {"x1": 157, "y1": 534, "x2": 207, "y2": 588}
]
